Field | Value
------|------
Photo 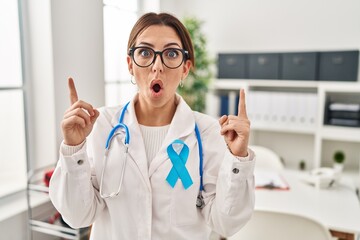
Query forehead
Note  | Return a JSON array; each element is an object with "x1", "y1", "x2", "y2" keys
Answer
[{"x1": 135, "y1": 25, "x2": 182, "y2": 48}]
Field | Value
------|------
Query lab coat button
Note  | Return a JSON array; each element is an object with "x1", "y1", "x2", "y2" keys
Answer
[
  {"x1": 232, "y1": 168, "x2": 239, "y2": 174},
  {"x1": 77, "y1": 159, "x2": 84, "y2": 165}
]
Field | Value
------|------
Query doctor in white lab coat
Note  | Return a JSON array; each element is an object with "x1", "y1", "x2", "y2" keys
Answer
[{"x1": 49, "y1": 12, "x2": 255, "y2": 240}]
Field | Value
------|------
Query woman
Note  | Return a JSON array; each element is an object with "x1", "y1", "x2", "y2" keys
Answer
[{"x1": 49, "y1": 12, "x2": 255, "y2": 240}]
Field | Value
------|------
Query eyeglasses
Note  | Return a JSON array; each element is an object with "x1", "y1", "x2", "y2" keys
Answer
[{"x1": 129, "y1": 47, "x2": 189, "y2": 69}]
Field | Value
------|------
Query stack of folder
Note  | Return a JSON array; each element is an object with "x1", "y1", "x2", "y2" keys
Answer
[
  {"x1": 246, "y1": 91, "x2": 318, "y2": 129},
  {"x1": 326, "y1": 102, "x2": 360, "y2": 127}
]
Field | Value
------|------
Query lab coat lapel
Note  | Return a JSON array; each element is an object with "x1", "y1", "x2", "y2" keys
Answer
[
  {"x1": 111, "y1": 98, "x2": 151, "y2": 192},
  {"x1": 148, "y1": 95, "x2": 195, "y2": 177}
]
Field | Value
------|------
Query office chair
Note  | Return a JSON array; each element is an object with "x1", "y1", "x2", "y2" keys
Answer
[
  {"x1": 228, "y1": 210, "x2": 333, "y2": 240},
  {"x1": 250, "y1": 145, "x2": 284, "y2": 171}
]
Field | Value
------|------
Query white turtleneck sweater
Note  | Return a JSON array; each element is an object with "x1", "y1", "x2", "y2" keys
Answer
[{"x1": 139, "y1": 124, "x2": 170, "y2": 165}]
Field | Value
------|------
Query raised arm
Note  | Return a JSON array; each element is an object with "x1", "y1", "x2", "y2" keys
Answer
[
  {"x1": 62, "y1": 77, "x2": 100, "y2": 146},
  {"x1": 219, "y1": 89, "x2": 250, "y2": 157}
]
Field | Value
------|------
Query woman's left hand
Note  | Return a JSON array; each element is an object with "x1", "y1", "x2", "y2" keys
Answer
[{"x1": 219, "y1": 89, "x2": 250, "y2": 157}]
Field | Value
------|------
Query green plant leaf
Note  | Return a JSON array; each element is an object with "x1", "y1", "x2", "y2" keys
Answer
[{"x1": 179, "y1": 16, "x2": 214, "y2": 112}]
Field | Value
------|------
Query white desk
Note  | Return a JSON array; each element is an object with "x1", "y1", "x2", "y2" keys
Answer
[{"x1": 255, "y1": 170, "x2": 360, "y2": 240}]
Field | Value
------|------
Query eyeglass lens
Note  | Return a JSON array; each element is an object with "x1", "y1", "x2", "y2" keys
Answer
[{"x1": 132, "y1": 47, "x2": 185, "y2": 69}]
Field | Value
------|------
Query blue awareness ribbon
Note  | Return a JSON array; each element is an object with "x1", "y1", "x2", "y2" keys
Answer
[{"x1": 166, "y1": 139, "x2": 193, "y2": 189}]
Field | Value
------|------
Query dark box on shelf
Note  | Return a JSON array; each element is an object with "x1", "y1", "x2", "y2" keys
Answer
[
  {"x1": 281, "y1": 52, "x2": 318, "y2": 80},
  {"x1": 248, "y1": 53, "x2": 280, "y2": 79},
  {"x1": 218, "y1": 53, "x2": 247, "y2": 79},
  {"x1": 318, "y1": 50, "x2": 359, "y2": 81}
]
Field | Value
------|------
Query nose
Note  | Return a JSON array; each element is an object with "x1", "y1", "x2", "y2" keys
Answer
[{"x1": 152, "y1": 54, "x2": 164, "y2": 72}]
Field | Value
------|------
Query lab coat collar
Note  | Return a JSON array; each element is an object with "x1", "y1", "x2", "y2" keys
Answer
[
  {"x1": 149, "y1": 94, "x2": 195, "y2": 177},
  {"x1": 110, "y1": 94, "x2": 196, "y2": 186}
]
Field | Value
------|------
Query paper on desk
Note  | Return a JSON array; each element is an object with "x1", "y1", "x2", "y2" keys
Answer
[{"x1": 255, "y1": 171, "x2": 290, "y2": 190}]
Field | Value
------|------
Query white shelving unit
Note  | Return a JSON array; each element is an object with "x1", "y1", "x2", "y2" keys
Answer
[
  {"x1": 27, "y1": 165, "x2": 91, "y2": 240},
  {"x1": 208, "y1": 79, "x2": 360, "y2": 175}
]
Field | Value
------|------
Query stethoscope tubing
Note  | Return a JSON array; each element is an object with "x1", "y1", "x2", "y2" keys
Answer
[
  {"x1": 100, "y1": 103, "x2": 131, "y2": 199},
  {"x1": 99, "y1": 101, "x2": 204, "y2": 208}
]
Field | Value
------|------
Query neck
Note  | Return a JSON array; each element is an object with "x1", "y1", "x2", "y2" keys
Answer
[{"x1": 135, "y1": 95, "x2": 177, "y2": 126}]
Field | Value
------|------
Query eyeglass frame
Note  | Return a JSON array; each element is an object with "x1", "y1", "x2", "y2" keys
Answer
[{"x1": 128, "y1": 46, "x2": 190, "y2": 69}]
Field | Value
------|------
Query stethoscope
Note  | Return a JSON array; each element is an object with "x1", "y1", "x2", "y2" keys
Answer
[{"x1": 99, "y1": 102, "x2": 205, "y2": 209}]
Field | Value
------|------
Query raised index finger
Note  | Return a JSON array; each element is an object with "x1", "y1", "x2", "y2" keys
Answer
[
  {"x1": 68, "y1": 77, "x2": 78, "y2": 105},
  {"x1": 238, "y1": 89, "x2": 248, "y2": 118}
]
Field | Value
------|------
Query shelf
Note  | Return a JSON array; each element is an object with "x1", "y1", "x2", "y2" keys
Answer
[
  {"x1": 28, "y1": 182, "x2": 49, "y2": 193},
  {"x1": 211, "y1": 78, "x2": 360, "y2": 170},
  {"x1": 320, "y1": 125, "x2": 360, "y2": 142},
  {"x1": 30, "y1": 207, "x2": 90, "y2": 240},
  {"x1": 252, "y1": 123, "x2": 316, "y2": 135},
  {"x1": 214, "y1": 79, "x2": 316, "y2": 89},
  {"x1": 27, "y1": 165, "x2": 90, "y2": 240},
  {"x1": 213, "y1": 79, "x2": 360, "y2": 90},
  {"x1": 212, "y1": 80, "x2": 247, "y2": 90}
]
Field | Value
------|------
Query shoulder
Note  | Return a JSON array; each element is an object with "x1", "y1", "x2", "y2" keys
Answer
[
  {"x1": 95, "y1": 105, "x2": 125, "y2": 128},
  {"x1": 98, "y1": 106, "x2": 120, "y2": 119},
  {"x1": 193, "y1": 111, "x2": 220, "y2": 133}
]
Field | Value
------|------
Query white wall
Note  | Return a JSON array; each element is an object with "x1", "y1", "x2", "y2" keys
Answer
[
  {"x1": 0, "y1": 0, "x2": 105, "y2": 239},
  {"x1": 51, "y1": 0, "x2": 105, "y2": 150},
  {"x1": 24, "y1": 0, "x2": 57, "y2": 171},
  {"x1": 160, "y1": 0, "x2": 360, "y2": 55},
  {"x1": 21, "y1": 0, "x2": 105, "y2": 170},
  {"x1": 4, "y1": 0, "x2": 359, "y2": 239}
]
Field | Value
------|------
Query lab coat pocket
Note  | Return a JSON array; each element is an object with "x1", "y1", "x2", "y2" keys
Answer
[{"x1": 171, "y1": 176, "x2": 200, "y2": 227}]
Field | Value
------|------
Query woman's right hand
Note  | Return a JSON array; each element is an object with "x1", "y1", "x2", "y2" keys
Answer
[{"x1": 61, "y1": 77, "x2": 100, "y2": 146}]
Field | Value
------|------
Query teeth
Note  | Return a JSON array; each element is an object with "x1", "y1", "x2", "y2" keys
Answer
[{"x1": 153, "y1": 84, "x2": 161, "y2": 93}]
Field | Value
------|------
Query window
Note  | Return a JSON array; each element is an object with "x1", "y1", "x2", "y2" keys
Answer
[
  {"x1": 103, "y1": 0, "x2": 138, "y2": 106},
  {"x1": 0, "y1": 0, "x2": 28, "y2": 197}
]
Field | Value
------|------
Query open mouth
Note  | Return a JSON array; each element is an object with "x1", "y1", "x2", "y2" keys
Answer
[
  {"x1": 153, "y1": 83, "x2": 161, "y2": 93},
  {"x1": 150, "y1": 80, "x2": 163, "y2": 95}
]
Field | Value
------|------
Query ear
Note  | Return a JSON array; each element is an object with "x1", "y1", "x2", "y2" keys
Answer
[
  {"x1": 127, "y1": 55, "x2": 134, "y2": 75},
  {"x1": 181, "y1": 59, "x2": 192, "y2": 80}
]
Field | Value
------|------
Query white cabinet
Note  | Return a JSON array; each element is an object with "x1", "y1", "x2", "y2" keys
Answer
[{"x1": 208, "y1": 79, "x2": 360, "y2": 174}]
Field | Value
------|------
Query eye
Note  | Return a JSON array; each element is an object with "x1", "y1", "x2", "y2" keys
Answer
[
  {"x1": 137, "y1": 48, "x2": 152, "y2": 58},
  {"x1": 165, "y1": 49, "x2": 180, "y2": 59}
]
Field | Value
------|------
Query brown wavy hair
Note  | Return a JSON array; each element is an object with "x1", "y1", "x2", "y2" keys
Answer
[{"x1": 127, "y1": 12, "x2": 194, "y2": 68}]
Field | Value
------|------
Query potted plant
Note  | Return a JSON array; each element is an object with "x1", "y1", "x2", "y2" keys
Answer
[
  {"x1": 178, "y1": 16, "x2": 213, "y2": 113},
  {"x1": 299, "y1": 160, "x2": 306, "y2": 171},
  {"x1": 333, "y1": 150, "x2": 345, "y2": 172}
]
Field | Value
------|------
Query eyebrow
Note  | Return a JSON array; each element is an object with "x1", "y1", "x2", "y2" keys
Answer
[{"x1": 137, "y1": 42, "x2": 182, "y2": 49}]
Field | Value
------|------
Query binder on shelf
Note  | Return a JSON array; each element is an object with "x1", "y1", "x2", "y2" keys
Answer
[
  {"x1": 234, "y1": 94, "x2": 240, "y2": 115},
  {"x1": 330, "y1": 111, "x2": 360, "y2": 119},
  {"x1": 276, "y1": 92, "x2": 289, "y2": 124},
  {"x1": 296, "y1": 93, "x2": 318, "y2": 127},
  {"x1": 220, "y1": 94, "x2": 229, "y2": 116},
  {"x1": 247, "y1": 92, "x2": 256, "y2": 122},
  {"x1": 307, "y1": 94, "x2": 318, "y2": 126},
  {"x1": 250, "y1": 91, "x2": 272, "y2": 125},
  {"x1": 329, "y1": 103, "x2": 360, "y2": 112},
  {"x1": 329, "y1": 118, "x2": 360, "y2": 127},
  {"x1": 286, "y1": 93, "x2": 298, "y2": 125}
]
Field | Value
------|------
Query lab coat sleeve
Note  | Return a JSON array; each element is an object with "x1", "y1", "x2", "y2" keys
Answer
[
  {"x1": 199, "y1": 120, "x2": 255, "y2": 237},
  {"x1": 49, "y1": 141, "x2": 106, "y2": 229}
]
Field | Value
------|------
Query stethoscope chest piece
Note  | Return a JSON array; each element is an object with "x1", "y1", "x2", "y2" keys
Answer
[{"x1": 196, "y1": 192, "x2": 205, "y2": 209}]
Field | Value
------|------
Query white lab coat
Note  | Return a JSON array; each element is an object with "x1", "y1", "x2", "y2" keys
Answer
[{"x1": 49, "y1": 94, "x2": 255, "y2": 240}]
